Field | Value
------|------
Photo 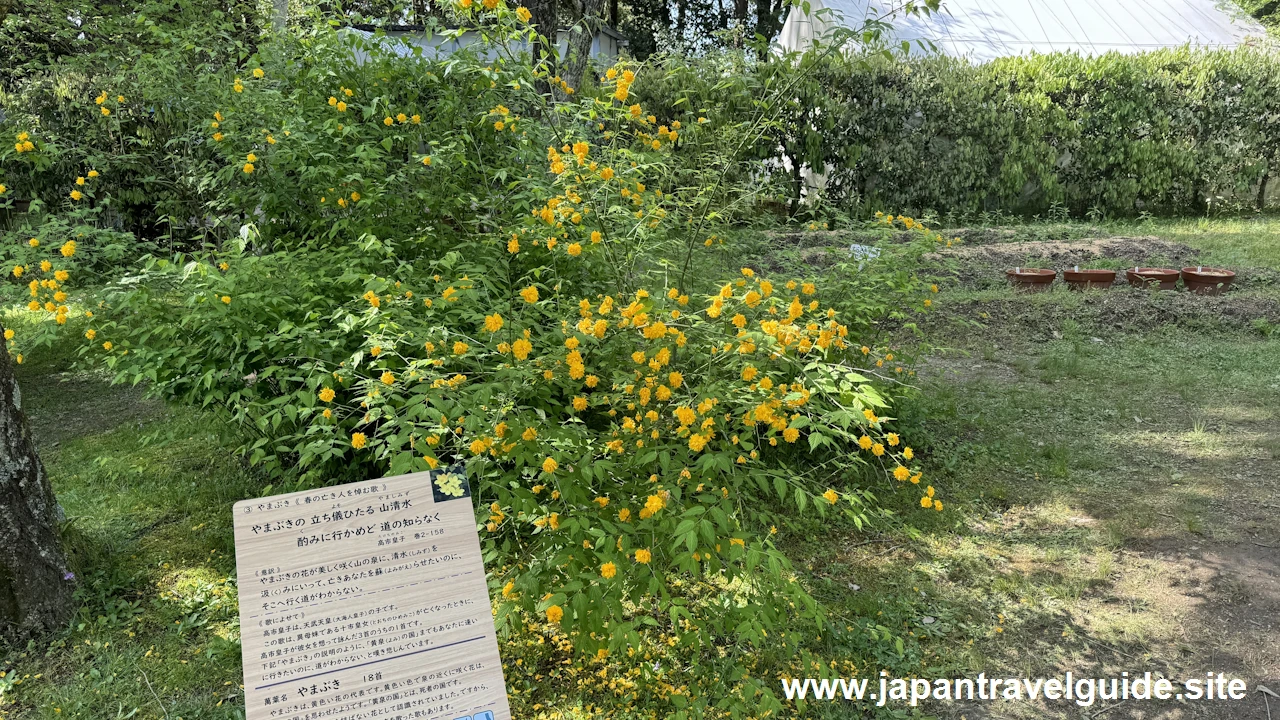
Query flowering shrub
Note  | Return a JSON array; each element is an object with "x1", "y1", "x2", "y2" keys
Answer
[{"x1": 7, "y1": 8, "x2": 945, "y2": 717}]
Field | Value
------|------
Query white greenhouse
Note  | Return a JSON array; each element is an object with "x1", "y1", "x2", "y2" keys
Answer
[{"x1": 779, "y1": 0, "x2": 1269, "y2": 59}]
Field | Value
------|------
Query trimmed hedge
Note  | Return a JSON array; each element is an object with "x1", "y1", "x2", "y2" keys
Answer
[
  {"x1": 802, "y1": 46, "x2": 1280, "y2": 218},
  {"x1": 747, "y1": 45, "x2": 1274, "y2": 217}
]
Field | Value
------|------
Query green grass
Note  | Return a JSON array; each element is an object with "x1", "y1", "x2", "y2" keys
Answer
[
  {"x1": 801, "y1": 217, "x2": 1280, "y2": 718},
  {"x1": 0, "y1": 322, "x2": 257, "y2": 719},
  {"x1": 4, "y1": 217, "x2": 1280, "y2": 719},
  {"x1": 1119, "y1": 216, "x2": 1280, "y2": 270}
]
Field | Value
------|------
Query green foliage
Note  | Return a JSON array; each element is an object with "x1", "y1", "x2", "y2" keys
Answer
[
  {"x1": 634, "y1": 45, "x2": 1280, "y2": 219},
  {"x1": 2, "y1": 6, "x2": 945, "y2": 717},
  {"x1": 830, "y1": 48, "x2": 1280, "y2": 217}
]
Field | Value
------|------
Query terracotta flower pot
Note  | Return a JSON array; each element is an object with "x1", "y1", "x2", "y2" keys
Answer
[
  {"x1": 1063, "y1": 268, "x2": 1116, "y2": 291},
  {"x1": 1125, "y1": 267, "x2": 1179, "y2": 290},
  {"x1": 1006, "y1": 268, "x2": 1056, "y2": 293},
  {"x1": 1181, "y1": 267, "x2": 1235, "y2": 295}
]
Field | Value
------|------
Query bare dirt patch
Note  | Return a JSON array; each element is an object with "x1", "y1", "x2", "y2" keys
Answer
[
  {"x1": 22, "y1": 370, "x2": 163, "y2": 448},
  {"x1": 938, "y1": 236, "x2": 1198, "y2": 265}
]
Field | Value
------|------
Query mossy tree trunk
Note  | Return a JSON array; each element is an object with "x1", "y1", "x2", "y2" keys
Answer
[
  {"x1": 0, "y1": 324, "x2": 74, "y2": 641},
  {"x1": 526, "y1": 0, "x2": 559, "y2": 95},
  {"x1": 560, "y1": 0, "x2": 605, "y2": 95}
]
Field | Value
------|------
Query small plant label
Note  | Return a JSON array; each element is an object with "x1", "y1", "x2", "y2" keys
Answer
[{"x1": 232, "y1": 469, "x2": 510, "y2": 720}]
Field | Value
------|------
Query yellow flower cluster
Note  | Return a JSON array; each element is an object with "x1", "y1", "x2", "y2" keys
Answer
[
  {"x1": 13, "y1": 131, "x2": 35, "y2": 153},
  {"x1": 605, "y1": 66, "x2": 636, "y2": 103},
  {"x1": 20, "y1": 246, "x2": 76, "y2": 327}
]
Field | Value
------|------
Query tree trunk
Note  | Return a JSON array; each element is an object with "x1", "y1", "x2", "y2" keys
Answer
[
  {"x1": 0, "y1": 326, "x2": 74, "y2": 641},
  {"x1": 526, "y1": 0, "x2": 560, "y2": 94},
  {"x1": 754, "y1": 0, "x2": 784, "y2": 46},
  {"x1": 561, "y1": 0, "x2": 606, "y2": 94},
  {"x1": 1258, "y1": 165, "x2": 1272, "y2": 211}
]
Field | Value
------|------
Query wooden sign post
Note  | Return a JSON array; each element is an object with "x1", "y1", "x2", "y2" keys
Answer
[{"x1": 232, "y1": 469, "x2": 511, "y2": 720}]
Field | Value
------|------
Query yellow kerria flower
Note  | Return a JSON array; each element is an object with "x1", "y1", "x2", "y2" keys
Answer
[
  {"x1": 512, "y1": 338, "x2": 532, "y2": 360},
  {"x1": 69, "y1": 190, "x2": 83, "y2": 201},
  {"x1": 823, "y1": 489, "x2": 838, "y2": 504},
  {"x1": 545, "y1": 605, "x2": 563, "y2": 623},
  {"x1": 351, "y1": 432, "x2": 367, "y2": 449},
  {"x1": 483, "y1": 313, "x2": 504, "y2": 332},
  {"x1": 600, "y1": 562, "x2": 616, "y2": 579},
  {"x1": 893, "y1": 465, "x2": 910, "y2": 481},
  {"x1": 903, "y1": 447, "x2": 914, "y2": 460},
  {"x1": 242, "y1": 162, "x2": 254, "y2": 174},
  {"x1": 380, "y1": 371, "x2": 395, "y2": 385},
  {"x1": 103, "y1": 341, "x2": 113, "y2": 351},
  {"x1": 452, "y1": 341, "x2": 469, "y2": 355},
  {"x1": 319, "y1": 387, "x2": 335, "y2": 402},
  {"x1": 541, "y1": 457, "x2": 558, "y2": 474},
  {"x1": 520, "y1": 286, "x2": 539, "y2": 303},
  {"x1": 516, "y1": 5, "x2": 531, "y2": 21},
  {"x1": 634, "y1": 548, "x2": 651, "y2": 564}
]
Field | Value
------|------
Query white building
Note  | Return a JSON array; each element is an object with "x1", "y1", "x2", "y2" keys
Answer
[{"x1": 779, "y1": 0, "x2": 1268, "y2": 59}]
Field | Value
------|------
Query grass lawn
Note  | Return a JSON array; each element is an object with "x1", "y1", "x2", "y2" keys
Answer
[
  {"x1": 0, "y1": 332, "x2": 252, "y2": 719},
  {"x1": 2, "y1": 217, "x2": 1278, "y2": 719},
  {"x1": 780, "y1": 217, "x2": 1280, "y2": 719}
]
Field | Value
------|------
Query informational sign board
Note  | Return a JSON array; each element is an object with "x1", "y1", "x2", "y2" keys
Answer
[{"x1": 232, "y1": 469, "x2": 511, "y2": 720}]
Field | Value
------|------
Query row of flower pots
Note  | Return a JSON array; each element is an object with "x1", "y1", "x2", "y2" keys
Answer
[{"x1": 1006, "y1": 266, "x2": 1236, "y2": 295}]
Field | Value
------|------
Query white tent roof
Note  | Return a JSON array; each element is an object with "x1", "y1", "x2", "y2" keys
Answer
[{"x1": 779, "y1": 0, "x2": 1268, "y2": 60}]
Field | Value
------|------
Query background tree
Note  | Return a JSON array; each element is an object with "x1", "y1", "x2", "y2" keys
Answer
[
  {"x1": 560, "y1": 0, "x2": 608, "y2": 91},
  {"x1": 0, "y1": 327, "x2": 75, "y2": 641}
]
